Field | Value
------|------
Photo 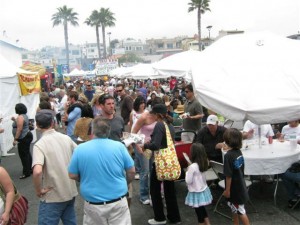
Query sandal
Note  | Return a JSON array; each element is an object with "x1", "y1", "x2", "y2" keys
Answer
[{"x1": 19, "y1": 174, "x2": 30, "y2": 179}]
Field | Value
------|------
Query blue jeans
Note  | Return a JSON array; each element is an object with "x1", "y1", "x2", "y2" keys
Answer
[
  {"x1": 38, "y1": 197, "x2": 77, "y2": 225},
  {"x1": 282, "y1": 170, "x2": 300, "y2": 200},
  {"x1": 133, "y1": 146, "x2": 141, "y2": 174},
  {"x1": 133, "y1": 146, "x2": 152, "y2": 201}
]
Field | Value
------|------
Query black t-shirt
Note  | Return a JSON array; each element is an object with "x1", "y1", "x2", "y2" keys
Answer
[
  {"x1": 196, "y1": 126, "x2": 226, "y2": 162},
  {"x1": 144, "y1": 121, "x2": 175, "y2": 151},
  {"x1": 223, "y1": 149, "x2": 249, "y2": 204}
]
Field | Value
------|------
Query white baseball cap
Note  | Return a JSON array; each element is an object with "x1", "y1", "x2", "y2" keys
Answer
[{"x1": 206, "y1": 115, "x2": 219, "y2": 125}]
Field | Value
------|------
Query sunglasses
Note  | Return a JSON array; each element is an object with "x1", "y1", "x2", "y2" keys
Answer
[
  {"x1": 116, "y1": 89, "x2": 123, "y2": 92},
  {"x1": 185, "y1": 91, "x2": 190, "y2": 93}
]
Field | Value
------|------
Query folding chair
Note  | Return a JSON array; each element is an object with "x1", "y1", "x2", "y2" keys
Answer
[
  {"x1": 204, "y1": 168, "x2": 218, "y2": 187},
  {"x1": 210, "y1": 160, "x2": 257, "y2": 219}
]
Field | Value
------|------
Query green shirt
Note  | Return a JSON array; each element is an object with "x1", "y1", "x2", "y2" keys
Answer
[{"x1": 183, "y1": 97, "x2": 203, "y2": 131}]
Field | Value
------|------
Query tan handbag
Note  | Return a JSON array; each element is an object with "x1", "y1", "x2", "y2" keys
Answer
[{"x1": 154, "y1": 122, "x2": 181, "y2": 181}]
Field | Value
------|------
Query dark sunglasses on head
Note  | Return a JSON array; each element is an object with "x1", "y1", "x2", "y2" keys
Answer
[{"x1": 99, "y1": 94, "x2": 113, "y2": 104}]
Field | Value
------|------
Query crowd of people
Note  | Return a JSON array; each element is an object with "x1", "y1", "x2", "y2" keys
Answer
[{"x1": 0, "y1": 76, "x2": 300, "y2": 225}]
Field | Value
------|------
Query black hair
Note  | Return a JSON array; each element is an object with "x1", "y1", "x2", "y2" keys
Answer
[
  {"x1": 185, "y1": 83, "x2": 193, "y2": 92},
  {"x1": 152, "y1": 97, "x2": 163, "y2": 106},
  {"x1": 98, "y1": 94, "x2": 114, "y2": 105},
  {"x1": 81, "y1": 104, "x2": 94, "y2": 118},
  {"x1": 15, "y1": 103, "x2": 27, "y2": 115},
  {"x1": 116, "y1": 83, "x2": 125, "y2": 89},
  {"x1": 150, "y1": 92, "x2": 156, "y2": 98},
  {"x1": 190, "y1": 143, "x2": 208, "y2": 172},
  {"x1": 133, "y1": 95, "x2": 145, "y2": 112},
  {"x1": 223, "y1": 128, "x2": 242, "y2": 149},
  {"x1": 39, "y1": 101, "x2": 51, "y2": 110}
]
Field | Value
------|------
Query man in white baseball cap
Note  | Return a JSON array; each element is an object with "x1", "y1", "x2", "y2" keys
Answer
[{"x1": 195, "y1": 114, "x2": 227, "y2": 162}]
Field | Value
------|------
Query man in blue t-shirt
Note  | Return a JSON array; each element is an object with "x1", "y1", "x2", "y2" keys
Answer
[
  {"x1": 84, "y1": 81, "x2": 95, "y2": 102},
  {"x1": 68, "y1": 117, "x2": 135, "y2": 225}
]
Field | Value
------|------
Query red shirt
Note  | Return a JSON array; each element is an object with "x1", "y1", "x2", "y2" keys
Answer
[{"x1": 170, "y1": 79, "x2": 177, "y2": 90}]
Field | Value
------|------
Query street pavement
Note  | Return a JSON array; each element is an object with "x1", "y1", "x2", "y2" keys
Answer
[{"x1": 2, "y1": 143, "x2": 300, "y2": 225}]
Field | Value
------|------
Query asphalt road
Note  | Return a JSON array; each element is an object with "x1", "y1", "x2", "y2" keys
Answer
[{"x1": 2, "y1": 140, "x2": 300, "y2": 225}]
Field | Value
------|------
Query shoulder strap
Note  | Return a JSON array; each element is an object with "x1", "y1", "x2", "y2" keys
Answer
[
  {"x1": 87, "y1": 120, "x2": 92, "y2": 136},
  {"x1": 163, "y1": 122, "x2": 174, "y2": 146}
]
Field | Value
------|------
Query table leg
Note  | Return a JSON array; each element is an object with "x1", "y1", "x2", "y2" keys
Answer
[{"x1": 274, "y1": 174, "x2": 279, "y2": 206}]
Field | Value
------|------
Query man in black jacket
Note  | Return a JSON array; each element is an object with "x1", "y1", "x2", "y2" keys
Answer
[{"x1": 195, "y1": 115, "x2": 227, "y2": 163}]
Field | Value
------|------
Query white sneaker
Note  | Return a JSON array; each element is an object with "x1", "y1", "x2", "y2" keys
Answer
[
  {"x1": 135, "y1": 174, "x2": 140, "y2": 180},
  {"x1": 140, "y1": 199, "x2": 150, "y2": 205},
  {"x1": 148, "y1": 219, "x2": 166, "y2": 225}
]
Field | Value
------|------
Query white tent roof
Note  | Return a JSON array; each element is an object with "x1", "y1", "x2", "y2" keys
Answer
[
  {"x1": 0, "y1": 54, "x2": 36, "y2": 77},
  {"x1": 153, "y1": 50, "x2": 202, "y2": 81},
  {"x1": 109, "y1": 63, "x2": 166, "y2": 80},
  {"x1": 109, "y1": 66, "x2": 131, "y2": 78},
  {"x1": 191, "y1": 31, "x2": 300, "y2": 124},
  {"x1": 66, "y1": 68, "x2": 85, "y2": 77},
  {"x1": 125, "y1": 63, "x2": 164, "y2": 80}
]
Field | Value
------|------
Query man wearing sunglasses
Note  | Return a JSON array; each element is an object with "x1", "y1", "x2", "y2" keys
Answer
[
  {"x1": 182, "y1": 84, "x2": 204, "y2": 142},
  {"x1": 84, "y1": 81, "x2": 95, "y2": 102},
  {"x1": 116, "y1": 84, "x2": 133, "y2": 129}
]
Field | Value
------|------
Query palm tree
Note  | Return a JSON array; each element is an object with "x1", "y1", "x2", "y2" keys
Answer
[
  {"x1": 98, "y1": 8, "x2": 116, "y2": 59},
  {"x1": 188, "y1": 0, "x2": 211, "y2": 51},
  {"x1": 85, "y1": 10, "x2": 102, "y2": 60},
  {"x1": 52, "y1": 5, "x2": 79, "y2": 70}
]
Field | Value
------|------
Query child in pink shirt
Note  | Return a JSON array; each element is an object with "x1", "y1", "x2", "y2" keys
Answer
[{"x1": 185, "y1": 143, "x2": 212, "y2": 225}]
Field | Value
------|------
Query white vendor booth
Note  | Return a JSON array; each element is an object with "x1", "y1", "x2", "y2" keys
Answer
[
  {"x1": 0, "y1": 54, "x2": 39, "y2": 156},
  {"x1": 191, "y1": 31, "x2": 300, "y2": 206}
]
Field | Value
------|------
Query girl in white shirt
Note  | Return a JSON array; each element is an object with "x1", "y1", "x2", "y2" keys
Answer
[{"x1": 185, "y1": 143, "x2": 212, "y2": 225}]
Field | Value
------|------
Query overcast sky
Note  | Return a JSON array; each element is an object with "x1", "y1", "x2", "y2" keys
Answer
[{"x1": 1, "y1": 0, "x2": 299, "y2": 50}]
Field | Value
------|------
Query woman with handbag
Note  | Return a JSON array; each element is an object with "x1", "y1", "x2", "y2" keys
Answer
[
  {"x1": 11, "y1": 103, "x2": 33, "y2": 179},
  {"x1": 143, "y1": 104, "x2": 181, "y2": 225},
  {"x1": 0, "y1": 167, "x2": 28, "y2": 225}
]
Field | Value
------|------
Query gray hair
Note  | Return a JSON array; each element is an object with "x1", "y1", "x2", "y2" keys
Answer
[{"x1": 92, "y1": 117, "x2": 111, "y2": 138}]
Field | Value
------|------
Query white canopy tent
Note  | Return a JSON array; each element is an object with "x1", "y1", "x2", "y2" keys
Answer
[
  {"x1": 63, "y1": 68, "x2": 86, "y2": 77},
  {"x1": 153, "y1": 50, "x2": 202, "y2": 81},
  {"x1": 109, "y1": 63, "x2": 167, "y2": 80},
  {"x1": 191, "y1": 31, "x2": 300, "y2": 125},
  {"x1": 0, "y1": 54, "x2": 39, "y2": 155},
  {"x1": 109, "y1": 66, "x2": 132, "y2": 78},
  {"x1": 125, "y1": 63, "x2": 165, "y2": 80}
]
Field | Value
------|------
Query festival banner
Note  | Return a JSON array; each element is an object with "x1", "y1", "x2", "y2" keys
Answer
[
  {"x1": 95, "y1": 59, "x2": 118, "y2": 75},
  {"x1": 18, "y1": 73, "x2": 41, "y2": 96}
]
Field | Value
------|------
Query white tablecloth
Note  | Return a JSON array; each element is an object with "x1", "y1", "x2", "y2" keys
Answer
[{"x1": 241, "y1": 140, "x2": 300, "y2": 175}]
